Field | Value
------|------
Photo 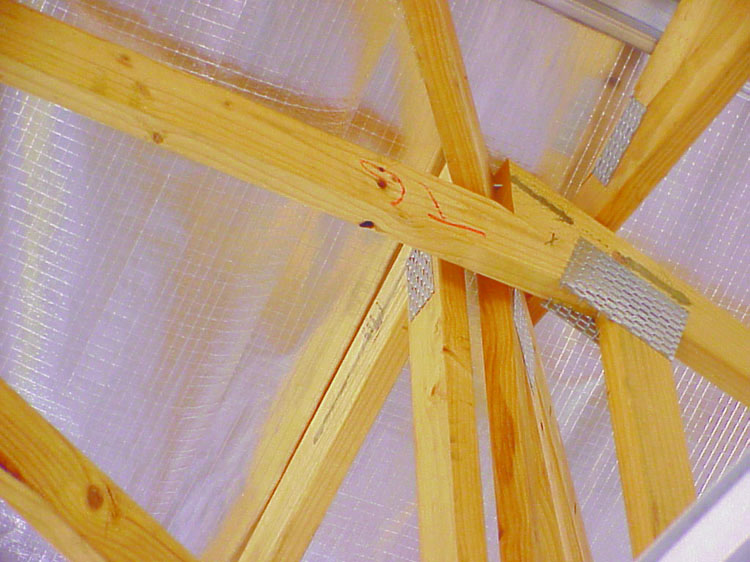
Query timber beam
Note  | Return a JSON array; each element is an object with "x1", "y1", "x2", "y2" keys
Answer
[{"x1": 0, "y1": 378, "x2": 197, "y2": 562}]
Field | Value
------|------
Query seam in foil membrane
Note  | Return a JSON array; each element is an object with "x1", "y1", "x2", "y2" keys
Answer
[
  {"x1": 542, "y1": 299, "x2": 600, "y2": 342},
  {"x1": 592, "y1": 97, "x2": 646, "y2": 185},
  {"x1": 561, "y1": 239, "x2": 688, "y2": 358},
  {"x1": 405, "y1": 249, "x2": 434, "y2": 320},
  {"x1": 513, "y1": 289, "x2": 537, "y2": 388}
]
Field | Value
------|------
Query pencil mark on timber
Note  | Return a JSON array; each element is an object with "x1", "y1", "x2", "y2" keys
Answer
[
  {"x1": 104, "y1": 483, "x2": 121, "y2": 520},
  {"x1": 422, "y1": 184, "x2": 487, "y2": 237},
  {"x1": 87, "y1": 484, "x2": 104, "y2": 510},
  {"x1": 116, "y1": 53, "x2": 133, "y2": 68},
  {"x1": 152, "y1": 132, "x2": 164, "y2": 144},
  {"x1": 312, "y1": 300, "x2": 385, "y2": 444},
  {"x1": 312, "y1": 369, "x2": 354, "y2": 445},
  {"x1": 545, "y1": 233, "x2": 559, "y2": 246},
  {"x1": 612, "y1": 252, "x2": 691, "y2": 306},
  {"x1": 360, "y1": 159, "x2": 405, "y2": 205},
  {"x1": 511, "y1": 174, "x2": 573, "y2": 224},
  {"x1": 363, "y1": 301, "x2": 384, "y2": 340}
]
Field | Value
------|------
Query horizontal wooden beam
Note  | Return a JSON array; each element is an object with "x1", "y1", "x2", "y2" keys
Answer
[
  {"x1": 1, "y1": 1, "x2": 748, "y2": 407},
  {"x1": 0, "y1": 378, "x2": 197, "y2": 562},
  {"x1": 529, "y1": 0, "x2": 749, "y2": 324},
  {"x1": 506, "y1": 163, "x2": 750, "y2": 406},
  {"x1": 597, "y1": 316, "x2": 696, "y2": 556}
]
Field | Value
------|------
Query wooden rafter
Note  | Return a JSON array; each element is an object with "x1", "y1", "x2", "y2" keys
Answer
[
  {"x1": 479, "y1": 278, "x2": 593, "y2": 561},
  {"x1": 0, "y1": 379, "x2": 196, "y2": 561},
  {"x1": 0, "y1": 469, "x2": 106, "y2": 562},
  {"x1": 408, "y1": 256, "x2": 488, "y2": 560},
  {"x1": 0, "y1": 3, "x2": 747, "y2": 556},
  {"x1": 0, "y1": 1, "x2": 747, "y2": 406},
  {"x1": 597, "y1": 317, "x2": 696, "y2": 556}
]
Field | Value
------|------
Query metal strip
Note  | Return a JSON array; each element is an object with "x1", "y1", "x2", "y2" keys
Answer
[
  {"x1": 593, "y1": 97, "x2": 647, "y2": 185},
  {"x1": 513, "y1": 290, "x2": 537, "y2": 388},
  {"x1": 405, "y1": 249, "x2": 435, "y2": 321},
  {"x1": 561, "y1": 239, "x2": 688, "y2": 358},
  {"x1": 542, "y1": 299, "x2": 600, "y2": 342}
]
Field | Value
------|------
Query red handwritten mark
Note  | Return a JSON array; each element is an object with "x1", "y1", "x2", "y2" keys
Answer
[
  {"x1": 358, "y1": 161, "x2": 485, "y2": 237},
  {"x1": 422, "y1": 184, "x2": 486, "y2": 237},
  {"x1": 359, "y1": 159, "x2": 405, "y2": 206}
]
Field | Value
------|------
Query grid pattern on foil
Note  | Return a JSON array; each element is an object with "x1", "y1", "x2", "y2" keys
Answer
[
  {"x1": 592, "y1": 97, "x2": 647, "y2": 184},
  {"x1": 561, "y1": 238, "x2": 688, "y2": 358},
  {"x1": 15, "y1": 0, "x2": 448, "y2": 169},
  {"x1": 542, "y1": 299, "x2": 600, "y2": 342},
  {"x1": 562, "y1": 47, "x2": 646, "y2": 200},
  {"x1": 304, "y1": 365, "x2": 420, "y2": 561},
  {"x1": 405, "y1": 249, "x2": 434, "y2": 321}
]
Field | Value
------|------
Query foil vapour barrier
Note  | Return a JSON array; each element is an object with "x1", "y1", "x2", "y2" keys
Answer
[
  {"x1": 513, "y1": 289, "x2": 538, "y2": 388},
  {"x1": 592, "y1": 97, "x2": 647, "y2": 185},
  {"x1": 405, "y1": 249, "x2": 434, "y2": 321},
  {"x1": 561, "y1": 239, "x2": 688, "y2": 358},
  {"x1": 542, "y1": 299, "x2": 600, "y2": 342}
]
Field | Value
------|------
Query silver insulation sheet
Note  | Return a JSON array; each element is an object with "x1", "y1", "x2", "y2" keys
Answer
[{"x1": 0, "y1": 1, "x2": 747, "y2": 562}]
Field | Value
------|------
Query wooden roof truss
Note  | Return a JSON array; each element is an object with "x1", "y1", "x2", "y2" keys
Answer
[{"x1": 0, "y1": 0, "x2": 748, "y2": 560}]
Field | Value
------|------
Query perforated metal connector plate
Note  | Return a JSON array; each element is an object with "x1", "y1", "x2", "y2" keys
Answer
[
  {"x1": 593, "y1": 97, "x2": 646, "y2": 185},
  {"x1": 513, "y1": 289, "x2": 537, "y2": 388},
  {"x1": 542, "y1": 299, "x2": 600, "y2": 342},
  {"x1": 561, "y1": 239, "x2": 688, "y2": 358},
  {"x1": 405, "y1": 249, "x2": 435, "y2": 321}
]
